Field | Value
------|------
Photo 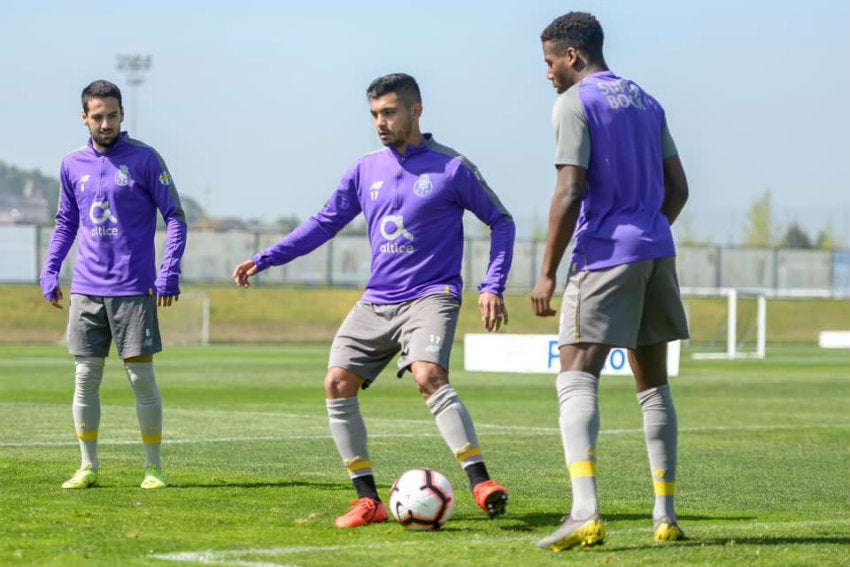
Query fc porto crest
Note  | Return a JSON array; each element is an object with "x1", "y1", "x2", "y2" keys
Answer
[
  {"x1": 413, "y1": 174, "x2": 433, "y2": 198},
  {"x1": 335, "y1": 192, "x2": 351, "y2": 211},
  {"x1": 114, "y1": 165, "x2": 132, "y2": 187}
]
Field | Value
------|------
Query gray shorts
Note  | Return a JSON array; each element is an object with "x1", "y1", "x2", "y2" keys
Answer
[
  {"x1": 328, "y1": 294, "x2": 461, "y2": 387},
  {"x1": 68, "y1": 294, "x2": 162, "y2": 359},
  {"x1": 559, "y1": 256, "x2": 689, "y2": 349}
]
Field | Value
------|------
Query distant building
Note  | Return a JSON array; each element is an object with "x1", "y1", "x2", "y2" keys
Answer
[
  {"x1": 0, "y1": 193, "x2": 50, "y2": 224},
  {"x1": 190, "y1": 216, "x2": 258, "y2": 231}
]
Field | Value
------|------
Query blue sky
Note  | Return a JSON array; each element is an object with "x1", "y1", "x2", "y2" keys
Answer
[{"x1": 2, "y1": 0, "x2": 848, "y2": 245}]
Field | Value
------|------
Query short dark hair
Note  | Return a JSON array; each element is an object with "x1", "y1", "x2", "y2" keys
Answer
[
  {"x1": 366, "y1": 73, "x2": 421, "y2": 105},
  {"x1": 81, "y1": 80, "x2": 122, "y2": 113},
  {"x1": 541, "y1": 12, "x2": 604, "y2": 61}
]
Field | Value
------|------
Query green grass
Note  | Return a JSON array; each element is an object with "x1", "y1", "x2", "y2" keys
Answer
[{"x1": 1, "y1": 344, "x2": 849, "y2": 567}]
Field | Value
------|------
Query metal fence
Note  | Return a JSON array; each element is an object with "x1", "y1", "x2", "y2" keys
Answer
[{"x1": 3, "y1": 224, "x2": 849, "y2": 296}]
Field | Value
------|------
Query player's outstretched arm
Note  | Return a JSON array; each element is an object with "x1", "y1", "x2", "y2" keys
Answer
[{"x1": 233, "y1": 259, "x2": 259, "y2": 288}]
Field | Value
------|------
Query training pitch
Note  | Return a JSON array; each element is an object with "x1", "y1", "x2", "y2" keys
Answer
[{"x1": 1, "y1": 343, "x2": 848, "y2": 566}]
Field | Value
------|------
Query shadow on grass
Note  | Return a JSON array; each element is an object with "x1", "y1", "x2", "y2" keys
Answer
[
  {"x1": 497, "y1": 511, "x2": 753, "y2": 530},
  {"x1": 164, "y1": 479, "x2": 349, "y2": 490},
  {"x1": 580, "y1": 535, "x2": 850, "y2": 553},
  {"x1": 483, "y1": 512, "x2": 850, "y2": 549},
  {"x1": 696, "y1": 535, "x2": 850, "y2": 546}
]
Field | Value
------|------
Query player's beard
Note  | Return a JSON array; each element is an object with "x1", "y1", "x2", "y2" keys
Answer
[
  {"x1": 92, "y1": 129, "x2": 120, "y2": 149},
  {"x1": 381, "y1": 117, "x2": 414, "y2": 151}
]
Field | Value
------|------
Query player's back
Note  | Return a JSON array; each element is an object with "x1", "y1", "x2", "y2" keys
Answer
[{"x1": 574, "y1": 71, "x2": 675, "y2": 269}]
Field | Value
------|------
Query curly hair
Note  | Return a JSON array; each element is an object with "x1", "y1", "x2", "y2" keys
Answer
[
  {"x1": 540, "y1": 12, "x2": 604, "y2": 61},
  {"x1": 81, "y1": 80, "x2": 122, "y2": 113},
  {"x1": 366, "y1": 73, "x2": 421, "y2": 106}
]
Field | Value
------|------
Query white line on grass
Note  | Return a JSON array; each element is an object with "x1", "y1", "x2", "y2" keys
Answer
[
  {"x1": 151, "y1": 518, "x2": 850, "y2": 566},
  {"x1": 2, "y1": 422, "x2": 847, "y2": 448},
  {"x1": 153, "y1": 542, "x2": 422, "y2": 567}
]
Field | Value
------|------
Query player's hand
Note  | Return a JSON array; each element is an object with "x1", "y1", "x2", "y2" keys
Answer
[
  {"x1": 479, "y1": 292, "x2": 508, "y2": 332},
  {"x1": 157, "y1": 295, "x2": 179, "y2": 308},
  {"x1": 531, "y1": 276, "x2": 557, "y2": 317},
  {"x1": 47, "y1": 286, "x2": 64, "y2": 309},
  {"x1": 233, "y1": 259, "x2": 258, "y2": 287}
]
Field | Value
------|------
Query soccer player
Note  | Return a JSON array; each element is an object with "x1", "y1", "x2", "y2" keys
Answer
[
  {"x1": 233, "y1": 73, "x2": 514, "y2": 528},
  {"x1": 40, "y1": 80, "x2": 187, "y2": 490},
  {"x1": 530, "y1": 12, "x2": 690, "y2": 550}
]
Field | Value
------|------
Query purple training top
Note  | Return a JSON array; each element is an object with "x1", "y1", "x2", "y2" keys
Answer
[
  {"x1": 553, "y1": 71, "x2": 678, "y2": 271},
  {"x1": 40, "y1": 132, "x2": 187, "y2": 299},
  {"x1": 253, "y1": 134, "x2": 515, "y2": 304}
]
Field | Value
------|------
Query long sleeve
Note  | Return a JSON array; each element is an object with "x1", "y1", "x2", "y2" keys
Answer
[
  {"x1": 39, "y1": 166, "x2": 79, "y2": 299},
  {"x1": 149, "y1": 161, "x2": 186, "y2": 296},
  {"x1": 454, "y1": 161, "x2": 515, "y2": 296},
  {"x1": 253, "y1": 179, "x2": 361, "y2": 272},
  {"x1": 479, "y1": 212, "x2": 516, "y2": 296}
]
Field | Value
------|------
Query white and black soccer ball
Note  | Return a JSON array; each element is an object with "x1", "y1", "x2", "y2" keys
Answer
[{"x1": 389, "y1": 468, "x2": 455, "y2": 530}]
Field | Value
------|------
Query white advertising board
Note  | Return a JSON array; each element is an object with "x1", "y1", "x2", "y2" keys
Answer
[{"x1": 463, "y1": 334, "x2": 680, "y2": 377}]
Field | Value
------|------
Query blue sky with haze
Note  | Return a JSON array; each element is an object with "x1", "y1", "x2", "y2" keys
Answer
[{"x1": 2, "y1": 0, "x2": 848, "y2": 245}]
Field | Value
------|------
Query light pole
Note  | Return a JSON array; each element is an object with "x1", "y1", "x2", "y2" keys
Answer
[{"x1": 116, "y1": 54, "x2": 152, "y2": 135}]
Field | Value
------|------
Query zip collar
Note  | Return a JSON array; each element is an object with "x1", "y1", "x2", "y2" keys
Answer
[{"x1": 389, "y1": 133, "x2": 433, "y2": 160}]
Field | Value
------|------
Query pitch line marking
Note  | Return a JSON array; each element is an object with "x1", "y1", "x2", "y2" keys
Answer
[
  {"x1": 151, "y1": 519, "x2": 850, "y2": 566},
  {"x1": 2, "y1": 422, "x2": 847, "y2": 448}
]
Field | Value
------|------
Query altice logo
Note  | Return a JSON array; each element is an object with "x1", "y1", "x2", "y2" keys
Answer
[
  {"x1": 379, "y1": 215, "x2": 414, "y2": 254},
  {"x1": 90, "y1": 200, "x2": 119, "y2": 237}
]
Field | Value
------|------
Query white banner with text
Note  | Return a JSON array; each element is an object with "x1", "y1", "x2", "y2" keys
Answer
[{"x1": 463, "y1": 334, "x2": 680, "y2": 376}]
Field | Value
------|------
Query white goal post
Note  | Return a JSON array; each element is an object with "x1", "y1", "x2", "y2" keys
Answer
[
  {"x1": 158, "y1": 291, "x2": 210, "y2": 346},
  {"x1": 681, "y1": 287, "x2": 766, "y2": 360}
]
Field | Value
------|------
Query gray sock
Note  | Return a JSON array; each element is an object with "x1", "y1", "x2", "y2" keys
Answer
[
  {"x1": 556, "y1": 371, "x2": 600, "y2": 519},
  {"x1": 124, "y1": 362, "x2": 163, "y2": 469},
  {"x1": 326, "y1": 397, "x2": 372, "y2": 479},
  {"x1": 427, "y1": 385, "x2": 483, "y2": 467},
  {"x1": 73, "y1": 356, "x2": 104, "y2": 470},
  {"x1": 638, "y1": 383, "x2": 678, "y2": 521}
]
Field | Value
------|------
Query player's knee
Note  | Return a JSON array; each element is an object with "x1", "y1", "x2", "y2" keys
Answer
[
  {"x1": 123, "y1": 361, "x2": 154, "y2": 381},
  {"x1": 73, "y1": 356, "x2": 105, "y2": 397},
  {"x1": 74, "y1": 355, "x2": 105, "y2": 368},
  {"x1": 324, "y1": 367, "x2": 363, "y2": 399},
  {"x1": 412, "y1": 364, "x2": 449, "y2": 399}
]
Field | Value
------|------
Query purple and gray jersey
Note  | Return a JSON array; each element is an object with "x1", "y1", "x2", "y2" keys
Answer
[
  {"x1": 553, "y1": 71, "x2": 678, "y2": 271},
  {"x1": 40, "y1": 132, "x2": 187, "y2": 299},
  {"x1": 253, "y1": 134, "x2": 515, "y2": 304}
]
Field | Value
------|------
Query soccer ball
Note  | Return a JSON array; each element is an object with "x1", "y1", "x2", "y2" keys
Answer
[{"x1": 389, "y1": 468, "x2": 455, "y2": 530}]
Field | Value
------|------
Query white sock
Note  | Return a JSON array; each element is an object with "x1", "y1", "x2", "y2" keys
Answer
[
  {"x1": 326, "y1": 397, "x2": 372, "y2": 479},
  {"x1": 427, "y1": 385, "x2": 484, "y2": 467},
  {"x1": 638, "y1": 384, "x2": 678, "y2": 521},
  {"x1": 556, "y1": 371, "x2": 600, "y2": 519},
  {"x1": 73, "y1": 356, "x2": 104, "y2": 470},
  {"x1": 124, "y1": 362, "x2": 162, "y2": 469}
]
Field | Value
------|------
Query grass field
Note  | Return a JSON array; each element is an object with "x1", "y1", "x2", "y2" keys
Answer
[{"x1": 1, "y1": 343, "x2": 849, "y2": 567}]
